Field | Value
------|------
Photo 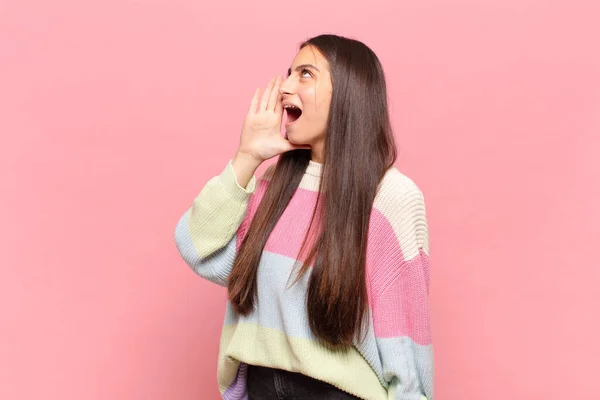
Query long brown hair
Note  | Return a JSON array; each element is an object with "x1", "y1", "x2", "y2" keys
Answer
[{"x1": 227, "y1": 34, "x2": 397, "y2": 348}]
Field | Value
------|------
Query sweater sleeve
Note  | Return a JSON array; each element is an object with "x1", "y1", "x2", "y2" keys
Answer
[
  {"x1": 174, "y1": 159, "x2": 259, "y2": 286},
  {"x1": 371, "y1": 184, "x2": 434, "y2": 400}
]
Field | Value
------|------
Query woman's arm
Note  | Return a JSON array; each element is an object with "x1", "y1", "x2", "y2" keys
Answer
[
  {"x1": 175, "y1": 75, "x2": 309, "y2": 286},
  {"x1": 375, "y1": 249, "x2": 433, "y2": 400},
  {"x1": 371, "y1": 182, "x2": 434, "y2": 400},
  {"x1": 174, "y1": 157, "x2": 262, "y2": 286}
]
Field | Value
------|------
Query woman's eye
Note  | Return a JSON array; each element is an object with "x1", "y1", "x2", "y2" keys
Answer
[{"x1": 301, "y1": 69, "x2": 312, "y2": 78}]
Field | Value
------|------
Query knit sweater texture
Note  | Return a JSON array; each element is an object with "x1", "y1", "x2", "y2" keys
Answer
[{"x1": 174, "y1": 159, "x2": 434, "y2": 400}]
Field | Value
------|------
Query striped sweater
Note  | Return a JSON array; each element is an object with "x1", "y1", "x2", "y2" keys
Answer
[{"x1": 174, "y1": 159, "x2": 434, "y2": 400}]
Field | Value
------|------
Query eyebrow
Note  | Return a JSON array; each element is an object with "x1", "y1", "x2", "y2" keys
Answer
[{"x1": 286, "y1": 64, "x2": 320, "y2": 77}]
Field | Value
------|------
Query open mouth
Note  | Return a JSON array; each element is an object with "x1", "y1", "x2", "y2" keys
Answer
[{"x1": 284, "y1": 104, "x2": 303, "y2": 125}]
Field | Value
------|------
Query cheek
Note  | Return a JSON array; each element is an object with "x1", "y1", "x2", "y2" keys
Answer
[
  {"x1": 317, "y1": 95, "x2": 332, "y2": 122},
  {"x1": 299, "y1": 88, "x2": 330, "y2": 122},
  {"x1": 298, "y1": 88, "x2": 314, "y2": 108}
]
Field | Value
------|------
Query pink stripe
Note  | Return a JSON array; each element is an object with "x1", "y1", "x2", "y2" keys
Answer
[
  {"x1": 371, "y1": 249, "x2": 432, "y2": 344},
  {"x1": 364, "y1": 207, "x2": 404, "y2": 304},
  {"x1": 235, "y1": 179, "x2": 431, "y2": 344},
  {"x1": 237, "y1": 180, "x2": 322, "y2": 261}
]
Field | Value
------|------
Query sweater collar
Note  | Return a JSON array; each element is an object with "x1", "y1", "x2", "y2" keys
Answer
[{"x1": 305, "y1": 159, "x2": 323, "y2": 177}]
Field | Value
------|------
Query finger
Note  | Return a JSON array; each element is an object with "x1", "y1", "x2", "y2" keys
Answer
[
  {"x1": 267, "y1": 76, "x2": 282, "y2": 111},
  {"x1": 248, "y1": 88, "x2": 260, "y2": 114},
  {"x1": 259, "y1": 79, "x2": 275, "y2": 111}
]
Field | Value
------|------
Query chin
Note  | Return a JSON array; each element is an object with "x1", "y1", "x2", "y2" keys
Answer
[
  {"x1": 287, "y1": 135, "x2": 309, "y2": 147},
  {"x1": 286, "y1": 129, "x2": 305, "y2": 142},
  {"x1": 285, "y1": 130, "x2": 299, "y2": 142}
]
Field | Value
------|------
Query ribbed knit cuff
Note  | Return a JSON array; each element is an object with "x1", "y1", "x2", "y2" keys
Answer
[{"x1": 218, "y1": 159, "x2": 257, "y2": 204}]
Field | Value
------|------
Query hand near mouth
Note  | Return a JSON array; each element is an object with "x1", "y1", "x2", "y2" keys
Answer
[{"x1": 237, "y1": 76, "x2": 311, "y2": 164}]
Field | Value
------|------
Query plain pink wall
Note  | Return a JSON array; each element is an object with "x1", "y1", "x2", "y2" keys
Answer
[{"x1": 1, "y1": 0, "x2": 599, "y2": 399}]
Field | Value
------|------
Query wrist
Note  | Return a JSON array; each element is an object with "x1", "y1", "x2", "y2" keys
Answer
[{"x1": 233, "y1": 150, "x2": 263, "y2": 169}]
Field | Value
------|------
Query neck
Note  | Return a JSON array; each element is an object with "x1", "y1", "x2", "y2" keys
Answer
[{"x1": 310, "y1": 143, "x2": 324, "y2": 164}]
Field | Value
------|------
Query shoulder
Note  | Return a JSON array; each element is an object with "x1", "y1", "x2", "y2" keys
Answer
[
  {"x1": 372, "y1": 166, "x2": 429, "y2": 258},
  {"x1": 374, "y1": 166, "x2": 427, "y2": 216}
]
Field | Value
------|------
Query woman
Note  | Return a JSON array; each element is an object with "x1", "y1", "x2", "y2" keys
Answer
[{"x1": 175, "y1": 34, "x2": 433, "y2": 400}]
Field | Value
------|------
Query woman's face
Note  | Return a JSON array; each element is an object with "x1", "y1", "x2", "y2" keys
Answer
[{"x1": 279, "y1": 45, "x2": 332, "y2": 163}]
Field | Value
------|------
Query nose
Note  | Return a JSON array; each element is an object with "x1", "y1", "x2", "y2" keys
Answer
[{"x1": 279, "y1": 75, "x2": 295, "y2": 95}]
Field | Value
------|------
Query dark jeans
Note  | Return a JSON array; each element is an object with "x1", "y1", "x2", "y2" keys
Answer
[{"x1": 247, "y1": 364, "x2": 361, "y2": 400}]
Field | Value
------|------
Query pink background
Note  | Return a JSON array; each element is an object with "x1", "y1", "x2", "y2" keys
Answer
[{"x1": 1, "y1": 0, "x2": 599, "y2": 399}]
